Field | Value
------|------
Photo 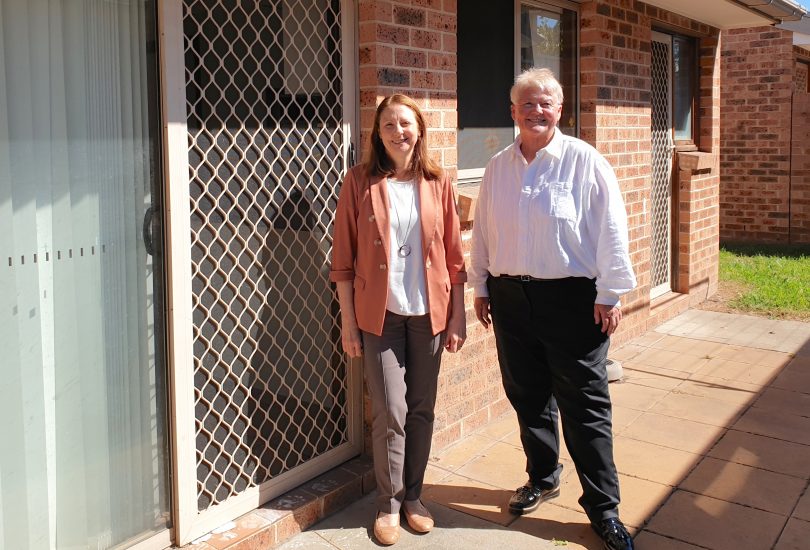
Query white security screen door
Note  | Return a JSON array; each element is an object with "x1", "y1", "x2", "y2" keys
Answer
[{"x1": 162, "y1": 0, "x2": 361, "y2": 542}]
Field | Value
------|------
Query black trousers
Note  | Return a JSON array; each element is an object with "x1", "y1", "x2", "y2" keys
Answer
[{"x1": 488, "y1": 276, "x2": 620, "y2": 522}]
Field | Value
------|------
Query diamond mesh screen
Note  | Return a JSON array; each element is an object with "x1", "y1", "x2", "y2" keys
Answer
[
  {"x1": 650, "y1": 40, "x2": 672, "y2": 291},
  {"x1": 183, "y1": 0, "x2": 349, "y2": 511}
]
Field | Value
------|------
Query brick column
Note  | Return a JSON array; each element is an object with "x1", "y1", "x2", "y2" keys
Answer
[{"x1": 677, "y1": 153, "x2": 720, "y2": 304}]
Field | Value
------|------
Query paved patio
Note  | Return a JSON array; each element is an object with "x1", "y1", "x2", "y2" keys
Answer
[{"x1": 277, "y1": 309, "x2": 810, "y2": 550}]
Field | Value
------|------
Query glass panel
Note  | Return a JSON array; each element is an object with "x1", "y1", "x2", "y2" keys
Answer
[
  {"x1": 457, "y1": 0, "x2": 514, "y2": 172},
  {"x1": 458, "y1": 128, "x2": 516, "y2": 173},
  {"x1": 673, "y1": 35, "x2": 694, "y2": 141},
  {"x1": 0, "y1": 1, "x2": 169, "y2": 548},
  {"x1": 520, "y1": 3, "x2": 578, "y2": 136}
]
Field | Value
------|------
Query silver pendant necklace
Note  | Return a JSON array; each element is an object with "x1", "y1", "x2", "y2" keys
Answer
[{"x1": 389, "y1": 178, "x2": 415, "y2": 258}]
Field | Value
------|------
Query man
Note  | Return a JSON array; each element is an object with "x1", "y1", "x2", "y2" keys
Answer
[{"x1": 469, "y1": 67, "x2": 636, "y2": 550}]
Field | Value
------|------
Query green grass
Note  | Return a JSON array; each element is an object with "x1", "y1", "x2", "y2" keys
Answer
[{"x1": 719, "y1": 244, "x2": 810, "y2": 319}]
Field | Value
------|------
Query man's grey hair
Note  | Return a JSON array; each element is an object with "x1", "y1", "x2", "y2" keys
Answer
[{"x1": 510, "y1": 67, "x2": 564, "y2": 106}]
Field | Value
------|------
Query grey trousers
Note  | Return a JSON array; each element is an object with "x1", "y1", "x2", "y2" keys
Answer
[{"x1": 361, "y1": 312, "x2": 445, "y2": 514}]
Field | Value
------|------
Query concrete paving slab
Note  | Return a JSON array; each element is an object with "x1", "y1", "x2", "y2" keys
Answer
[{"x1": 278, "y1": 493, "x2": 566, "y2": 550}]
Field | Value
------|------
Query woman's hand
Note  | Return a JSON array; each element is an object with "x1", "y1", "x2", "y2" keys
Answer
[
  {"x1": 335, "y1": 280, "x2": 362, "y2": 357},
  {"x1": 445, "y1": 312, "x2": 467, "y2": 353},
  {"x1": 341, "y1": 322, "x2": 363, "y2": 358},
  {"x1": 445, "y1": 283, "x2": 467, "y2": 352}
]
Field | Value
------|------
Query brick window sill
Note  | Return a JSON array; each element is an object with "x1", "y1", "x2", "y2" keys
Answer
[
  {"x1": 677, "y1": 151, "x2": 717, "y2": 173},
  {"x1": 457, "y1": 183, "x2": 480, "y2": 223}
]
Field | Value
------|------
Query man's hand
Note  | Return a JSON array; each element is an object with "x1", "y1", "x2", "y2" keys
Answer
[
  {"x1": 594, "y1": 303, "x2": 622, "y2": 335},
  {"x1": 474, "y1": 297, "x2": 491, "y2": 329}
]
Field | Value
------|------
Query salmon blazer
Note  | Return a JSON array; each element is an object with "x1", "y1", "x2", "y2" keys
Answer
[{"x1": 330, "y1": 165, "x2": 467, "y2": 336}]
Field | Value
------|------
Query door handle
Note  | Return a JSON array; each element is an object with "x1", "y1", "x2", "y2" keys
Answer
[{"x1": 143, "y1": 206, "x2": 154, "y2": 256}]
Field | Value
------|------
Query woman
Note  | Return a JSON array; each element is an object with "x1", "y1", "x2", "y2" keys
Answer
[{"x1": 330, "y1": 94, "x2": 467, "y2": 545}]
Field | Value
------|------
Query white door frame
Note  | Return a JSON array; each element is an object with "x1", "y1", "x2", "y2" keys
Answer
[{"x1": 158, "y1": 0, "x2": 361, "y2": 545}]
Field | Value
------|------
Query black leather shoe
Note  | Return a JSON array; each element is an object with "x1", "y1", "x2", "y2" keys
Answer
[
  {"x1": 508, "y1": 481, "x2": 560, "y2": 514},
  {"x1": 591, "y1": 517, "x2": 634, "y2": 550}
]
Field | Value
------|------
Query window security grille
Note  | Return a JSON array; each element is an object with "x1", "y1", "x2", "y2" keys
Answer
[{"x1": 650, "y1": 39, "x2": 673, "y2": 294}]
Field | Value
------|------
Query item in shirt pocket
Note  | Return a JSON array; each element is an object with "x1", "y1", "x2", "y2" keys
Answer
[{"x1": 548, "y1": 181, "x2": 578, "y2": 221}]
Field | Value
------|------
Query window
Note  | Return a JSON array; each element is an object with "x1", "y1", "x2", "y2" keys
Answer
[
  {"x1": 457, "y1": 0, "x2": 578, "y2": 182},
  {"x1": 519, "y1": 3, "x2": 577, "y2": 136},
  {"x1": 457, "y1": 1, "x2": 514, "y2": 180},
  {"x1": 671, "y1": 33, "x2": 697, "y2": 143}
]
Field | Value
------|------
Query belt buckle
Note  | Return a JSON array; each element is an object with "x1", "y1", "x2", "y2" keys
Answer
[{"x1": 520, "y1": 275, "x2": 532, "y2": 282}]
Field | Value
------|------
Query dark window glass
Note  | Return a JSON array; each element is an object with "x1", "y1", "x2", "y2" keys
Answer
[
  {"x1": 457, "y1": 0, "x2": 515, "y2": 172},
  {"x1": 672, "y1": 34, "x2": 695, "y2": 141}
]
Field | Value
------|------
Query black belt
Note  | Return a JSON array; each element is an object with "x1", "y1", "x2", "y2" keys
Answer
[{"x1": 498, "y1": 274, "x2": 554, "y2": 282}]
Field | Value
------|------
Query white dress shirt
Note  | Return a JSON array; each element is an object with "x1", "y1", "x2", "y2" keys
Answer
[
  {"x1": 386, "y1": 177, "x2": 428, "y2": 316},
  {"x1": 469, "y1": 130, "x2": 636, "y2": 306}
]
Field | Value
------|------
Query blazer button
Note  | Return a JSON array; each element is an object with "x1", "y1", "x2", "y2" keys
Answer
[
  {"x1": 369, "y1": 215, "x2": 375, "y2": 222},
  {"x1": 379, "y1": 264, "x2": 386, "y2": 270},
  {"x1": 425, "y1": 260, "x2": 432, "y2": 268},
  {"x1": 374, "y1": 239, "x2": 381, "y2": 246}
]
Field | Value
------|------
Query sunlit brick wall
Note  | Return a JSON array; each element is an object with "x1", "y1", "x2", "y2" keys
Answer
[
  {"x1": 720, "y1": 27, "x2": 794, "y2": 243},
  {"x1": 791, "y1": 92, "x2": 810, "y2": 244}
]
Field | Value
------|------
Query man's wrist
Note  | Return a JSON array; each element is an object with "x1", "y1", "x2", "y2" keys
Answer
[
  {"x1": 473, "y1": 285, "x2": 489, "y2": 299},
  {"x1": 595, "y1": 291, "x2": 620, "y2": 307}
]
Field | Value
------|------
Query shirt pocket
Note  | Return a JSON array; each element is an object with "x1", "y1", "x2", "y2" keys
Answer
[{"x1": 548, "y1": 181, "x2": 577, "y2": 222}]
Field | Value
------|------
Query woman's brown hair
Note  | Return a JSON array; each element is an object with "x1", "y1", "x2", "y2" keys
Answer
[{"x1": 365, "y1": 94, "x2": 442, "y2": 181}]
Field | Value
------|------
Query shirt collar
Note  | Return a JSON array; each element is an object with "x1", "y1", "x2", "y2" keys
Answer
[
  {"x1": 511, "y1": 128, "x2": 564, "y2": 164},
  {"x1": 544, "y1": 128, "x2": 564, "y2": 160},
  {"x1": 508, "y1": 135, "x2": 524, "y2": 163}
]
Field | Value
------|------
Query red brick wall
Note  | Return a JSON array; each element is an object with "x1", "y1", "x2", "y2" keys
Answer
[
  {"x1": 358, "y1": 0, "x2": 458, "y2": 178},
  {"x1": 579, "y1": 1, "x2": 721, "y2": 345},
  {"x1": 358, "y1": 0, "x2": 506, "y2": 453},
  {"x1": 677, "y1": 159, "x2": 720, "y2": 303},
  {"x1": 792, "y1": 92, "x2": 810, "y2": 244},
  {"x1": 700, "y1": 35, "x2": 722, "y2": 155},
  {"x1": 580, "y1": 1, "x2": 653, "y2": 343},
  {"x1": 720, "y1": 27, "x2": 794, "y2": 243}
]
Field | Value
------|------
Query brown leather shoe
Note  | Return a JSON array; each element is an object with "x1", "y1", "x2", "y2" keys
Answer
[
  {"x1": 402, "y1": 500, "x2": 434, "y2": 533},
  {"x1": 373, "y1": 512, "x2": 400, "y2": 545}
]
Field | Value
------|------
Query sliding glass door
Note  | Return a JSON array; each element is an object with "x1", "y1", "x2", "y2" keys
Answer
[{"x1": 0, "y1": 0, "x2": 170, "y2": 548}]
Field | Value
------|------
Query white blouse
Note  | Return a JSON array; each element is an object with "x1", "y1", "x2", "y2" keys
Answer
[{"x1": 386, "y1": 178, "x2": 428, "y2": 316}]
